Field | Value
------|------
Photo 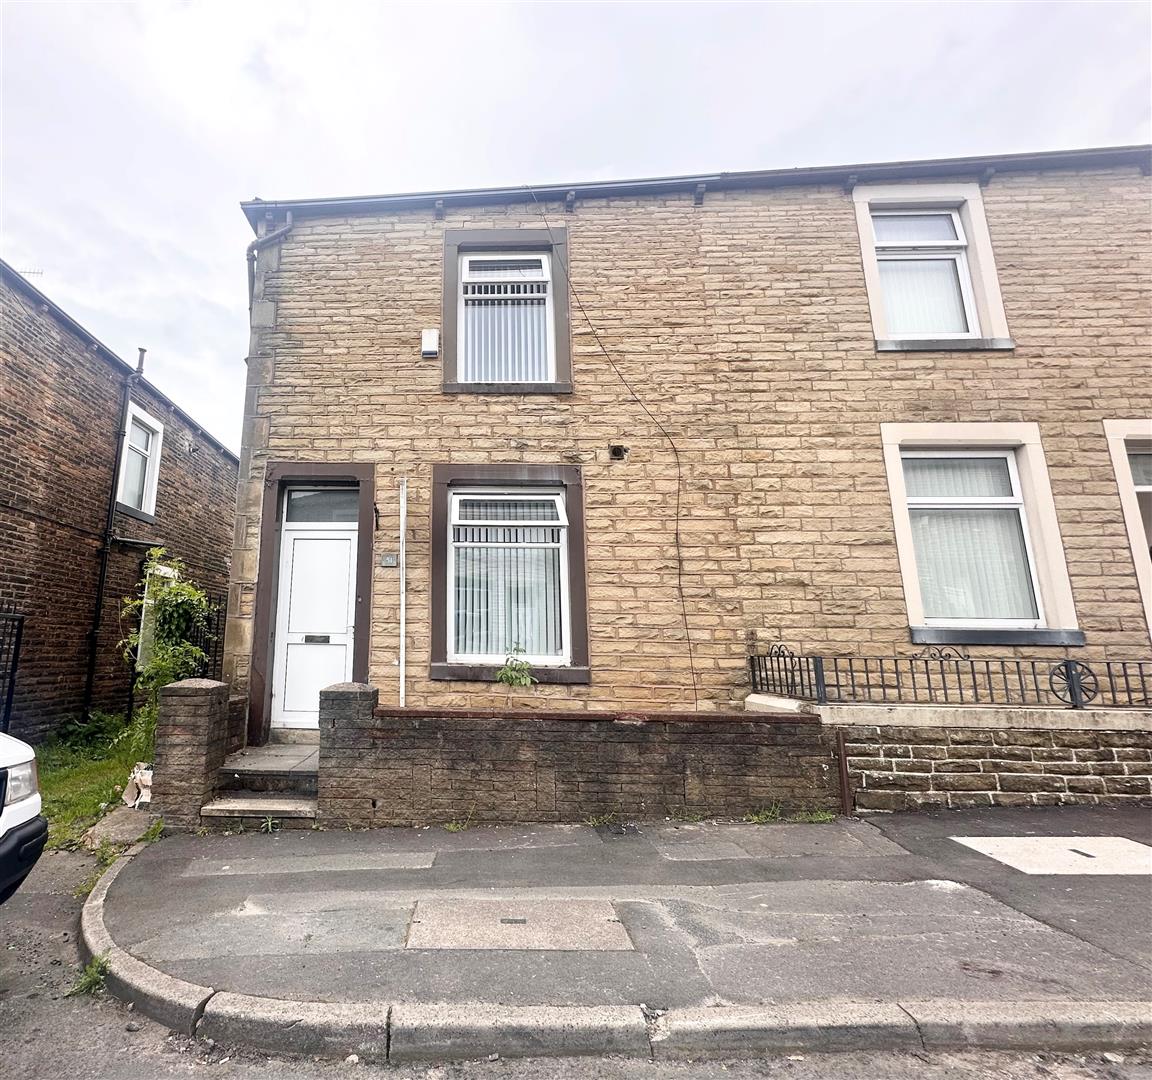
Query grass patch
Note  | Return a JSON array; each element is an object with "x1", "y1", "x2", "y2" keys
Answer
[
  {"x1": 38, "y1": 739, "x2": 140, "y2": 851},
  {"x1": 67, "y1": 953, "x2": 110, "y2": 997},
  {"x1": 584, "y1": 810, "x2": 619, "y2": 828},
  {"x1": 442, "y1": 808, "x2": 474, "y2": 833},
  {"x1": 744, "y1": 803, "x2": 784, "y2": 824},
  {"x1": 140, "y1": 818, "x2": 165, "y2": 844},
  {"x1": 38, "y1": 707, "x2": 155, "y2": 851},
  {"x1": 787, "y1": 809, "x2": 838, "y2": 824}
]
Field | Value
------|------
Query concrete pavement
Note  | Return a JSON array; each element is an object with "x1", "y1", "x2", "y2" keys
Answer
[{"x1": 80, "y1": 807, "x2": 1152, "y2": 1062}]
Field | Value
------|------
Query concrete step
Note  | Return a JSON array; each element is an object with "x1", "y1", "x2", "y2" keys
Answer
[
  {"x1": 217, "y1": 768, "x2": 318, "y2": 797},
  {"x1": 200, "y1": 794, "x2": 317, "y2": 830},
  {"x1": 218, "y1": 745, "x2": 318, "y2": 797}
]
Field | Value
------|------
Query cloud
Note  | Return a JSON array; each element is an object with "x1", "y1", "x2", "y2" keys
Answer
[{"x1": 2, "y1": 0, "x2": 1149, "y2": 453}]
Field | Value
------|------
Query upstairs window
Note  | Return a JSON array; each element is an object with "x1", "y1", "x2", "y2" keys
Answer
[
  {"x1": 441, "y1": 228, "x2": 572, "y2": 394},
  {"x1": 458, "y1": 253, "x2": 555, "y2": 384},
  {"x1": 901, "y1": 450, "x2": 1040, "y2": 626},
  {"x1": 448, "y1": 490, "x2": 570, "y2": 665},
  {"x1": 853, "y1": 183, "x2": 1013, "y2": 351},
  {"x1": 871, "y1": 210, "x2": 978, "y2": 339},
  {"x1": 117, "y1": 403, "x2": 164, "y2": 516}
]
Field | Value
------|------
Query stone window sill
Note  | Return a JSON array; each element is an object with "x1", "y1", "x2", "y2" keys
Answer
[
  {"x1": 876, "y1": 338, "x2": 1015, "y2": 352},
  {"x1": 429, "y1": 663, "x2": 591, "y2": 685},
  {"x1": 910, "y1": 626, "x2": 1086, "y2": 647},
  {"x1": 443, "y1": 382, "x2": 573, "y2": 395}
]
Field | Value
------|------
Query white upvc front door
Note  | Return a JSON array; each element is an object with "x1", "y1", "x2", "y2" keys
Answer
[{"x1": 271, "y1": 491, "x2": 358, "y2": 730}]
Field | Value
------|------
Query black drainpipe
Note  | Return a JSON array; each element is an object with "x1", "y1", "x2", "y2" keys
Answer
[{"x1": 81, "y1": 347, "x2": 146, "y2": 722}]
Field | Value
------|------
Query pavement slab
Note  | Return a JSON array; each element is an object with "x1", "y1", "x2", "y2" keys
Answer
[{"x1": 97, "y1": 808, "x2": 1152, "y2": 1015}]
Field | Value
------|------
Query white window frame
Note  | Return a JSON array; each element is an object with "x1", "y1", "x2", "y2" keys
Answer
[
  {"x1": 901, "y1": 448, "x2": 1044, "y2": 629},
  {"x1": 116, "y1": 402, "x2": 164, "y2": 515},
  {"x1": 1103, "y1": 419, "x2": 1152, "y2": 639},
  {"x1": 136, "y1": 562, "x2": 177, "y2": 670},
  {"x1": 871, "y1": 209, "x2": 980, "y2": 340},
  {"x1": 881, "y1": 422, "x2": 1080, "y2": 635},
  {"x1": 853, "y1": 182, "x2": 1012, "y2": 347},
  {"x1": 456, "y1": 252, "x2": 557, "y2": 384},
  {"x1": 447, "y1": 488, "x2": 571, "y2": 666}
]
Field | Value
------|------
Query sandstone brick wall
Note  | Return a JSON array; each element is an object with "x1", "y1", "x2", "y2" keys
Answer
[
  {"x1": 0, "y1": 274, "x2": 238, "y2": 740},
  {"x1": 316, "y1": 685, "x2": 839, "y2": 827},
  {"x1": 841, "y1": 724, "x2": 1152, "y2": 811},
  {"x1": 226, "y1": 164, "x2": 1151, "y2": 717}
]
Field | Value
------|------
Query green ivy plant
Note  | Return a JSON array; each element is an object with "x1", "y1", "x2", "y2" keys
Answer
[
  {"x1": 121, "y1": 548, "x2": 212, "y2": 706},
  {"x1": 495, "y1": 645, "x2": 537, "y2": 690}
]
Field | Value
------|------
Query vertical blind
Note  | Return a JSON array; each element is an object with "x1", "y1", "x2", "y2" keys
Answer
[
  {"x1": 451, "y1": 495, "x2": 566, "y2": 660},
  {"x1": 460, "y1": 256, "x2": 552, "y2": 383},
  {"x1": 904, "y1": 455, "x2": 1039, "y2": 622},
  {"x1": 910, "y1": 508, "x2": 1038, "y2": 620},
  {"x1": 878, "y1": 259, "x2": 968, "y2": 336}
]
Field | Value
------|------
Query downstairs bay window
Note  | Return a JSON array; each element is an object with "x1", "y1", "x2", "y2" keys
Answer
[
  {"x1": 881, "y1": 423, "x2": 1083, "y2": 646},
  {"x1": 430, "y1": 464, "x2": 590, "y2": 682}
]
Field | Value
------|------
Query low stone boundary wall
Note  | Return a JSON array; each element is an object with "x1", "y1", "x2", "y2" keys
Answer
[
  {"x1": 318, "y1": 684, "x2": 840, "y2": 828},
  {"x1": 840, "y1": 723, "x2": 1152, "y2": 811},
  {"x1": 151, "y1": 678, "x2": 230, "y2": 830}
]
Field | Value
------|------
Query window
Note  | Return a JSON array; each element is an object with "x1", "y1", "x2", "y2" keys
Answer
[
  {"x1": 441, "y1": 229, "x2": 572, "y2": 393},
  {"x1": 429, "y1": 464, "x2": 589, "y2": 682},
  {"x1": 136, "y1": 562, "x2": 177, "y2": 670},
  {"x1": 853, "y1": 182, "x2": 1013, "y2": 351},
  {"x1": 449, "y1": 491, "x2": 569, "y2": 665},
  {"x1": 881, "y1": 423, "x2": 1082, "y2": 646},
  {"x1": 1103, "y1": 420, "x2": 1152, "y2": 637},
  {"x1": 458, "y1": 254, "x2": 555, "y2": 384},
  {"x1": 901, "y1": 451, "x2": 1040, "y2": 626},
  {"x1": 117, "y1": 403, "x2": 164, "y2": 516},
  {"x1": 872, "y1": 211, "x2": 978, "y2": 339}
]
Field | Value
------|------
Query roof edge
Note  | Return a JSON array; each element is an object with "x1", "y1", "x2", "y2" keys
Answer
[
  {"x1": 241, "y1": 144, "x2": 1152, "y2": 230},
  {"x1": 0, "y1": 259, "x2": 239, "y2": 463}
]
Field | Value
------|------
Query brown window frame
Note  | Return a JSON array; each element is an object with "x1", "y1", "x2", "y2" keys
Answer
[
  {"x1": 441, "y1": 228, "x2": 573, "y2": 395},
  {"x1": 429, "y1": 463, "x2": 590, "y2": 683}
]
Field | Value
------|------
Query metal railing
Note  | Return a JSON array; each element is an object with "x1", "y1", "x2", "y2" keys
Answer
[
  {"x1": 750, "y1": 644, "x2": 1152, "y2": 710},
  {"x1": 188, "y1": 594, "x2": 227, "y2": 682},
  {"x1": 0, "y1": 602, "x2": 24, "y2": 734}
]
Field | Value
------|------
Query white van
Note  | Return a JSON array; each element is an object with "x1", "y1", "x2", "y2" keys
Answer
[{"x1": 0, "y1": 732, "x2": 47, "y2": 905}]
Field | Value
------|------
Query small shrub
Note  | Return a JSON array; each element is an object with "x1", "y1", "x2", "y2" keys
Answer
[
  {"x1": 495, "y1": 646, "x2": 537, "y2": 689},
  {"x1": 67, "y1": 953, "x2": 110, "y2": 997},
  {"x1": 120, "y1": 549, "x2": 212, "y2": 706},
  {"x1": 259, "y1": 816, "x2": 281, "y2": 834}
]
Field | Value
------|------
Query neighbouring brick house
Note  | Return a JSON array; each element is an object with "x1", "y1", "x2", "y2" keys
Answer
[
  {"x1": 159, "y1": 145, "x2": 1151, "y2": 830},
  {"x1": 0, "y1": 261, "x2": 238, "y2": 741}
]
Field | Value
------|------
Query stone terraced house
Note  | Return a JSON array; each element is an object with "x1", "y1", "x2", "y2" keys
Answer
[{"x1": 160, "y1": 145, "x2": 1152, "y2": 830}]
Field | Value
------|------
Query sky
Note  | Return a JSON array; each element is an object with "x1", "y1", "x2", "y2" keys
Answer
[{"x1": 2, "y1": 1, "x2": 1149, "y2": 453}]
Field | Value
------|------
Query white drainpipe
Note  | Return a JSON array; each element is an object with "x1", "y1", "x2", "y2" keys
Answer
[{"x1": 398, "y1": 476, "x2": 408, "y2": 707}]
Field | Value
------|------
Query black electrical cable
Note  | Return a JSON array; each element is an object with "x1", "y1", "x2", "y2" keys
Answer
[{"x1": 524, "y1": 186, "x2": 700, "y2": 710}]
